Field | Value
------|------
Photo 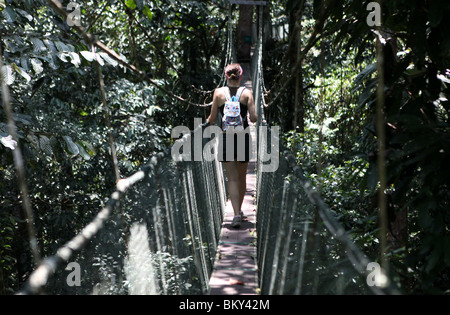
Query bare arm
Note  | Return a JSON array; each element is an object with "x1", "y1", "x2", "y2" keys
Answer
[
  {"x1": 246, "y1": 90, "x2": 258, "y2": 123},
  {"x1": 207, "y1": 88, "x2": 222, "y2": 124}
]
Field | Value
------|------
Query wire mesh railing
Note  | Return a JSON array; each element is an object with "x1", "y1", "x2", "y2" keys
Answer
[
  {"x1": 251, "y1": 4, "x2": 399, "y2": 294},
  {"x1": 255, "y1": 144, "x2": 401, "y2": 295},
  {"x1": 18, "y1": 128, "x2": 227, "y2": 295}
]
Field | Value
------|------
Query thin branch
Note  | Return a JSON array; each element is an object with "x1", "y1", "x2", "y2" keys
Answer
[
  {"x1": 0, "y1": 48, "x2": 41, "y2": 266},
  {"x1": 95, "y1": 56, "x2": 121, "y2": 182},
  {"x1": 85, "y1": 0, "x2": 112, "y2": 33},
  {"x1": 375, "y1": 0, "x2": 389, "y2": 272}
]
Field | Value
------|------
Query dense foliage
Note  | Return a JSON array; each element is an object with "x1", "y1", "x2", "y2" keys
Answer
[
  {"x1": 265, "y1": 0, "x2": 450, "y2": 293},
  {"x1": 1, "y1": 0, "x2": 449, "y2": 294},
  {"x1": 0, "y1": 0, "x2": 229, "y2": 294}
]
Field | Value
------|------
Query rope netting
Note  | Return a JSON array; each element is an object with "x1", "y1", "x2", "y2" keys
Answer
[
  {"x1": 255, "y1": 145, "x2": 401, "y2": 294},
  {"x1": 252, "y1": 5, "x2": 399, "y2": 295},
  {"x1": 16, "y1": 1, "x2": 233, "y2": 295},
  {"x1": 18, "y1": 130, "x2": 226, "y2": 295}
]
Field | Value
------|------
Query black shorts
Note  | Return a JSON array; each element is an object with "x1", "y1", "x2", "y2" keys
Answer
[{"x1": 218, "y1": 132, "x2": 251, "y2": 163}]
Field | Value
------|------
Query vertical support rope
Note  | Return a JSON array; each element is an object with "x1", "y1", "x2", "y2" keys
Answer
[{"x1": 257, "y1": 5, "x2": 265, "y2": 122}]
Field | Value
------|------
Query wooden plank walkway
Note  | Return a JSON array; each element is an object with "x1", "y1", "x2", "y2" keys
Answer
[{"x1": 208, "y1": 123, "x2": 259, "y2": 295}]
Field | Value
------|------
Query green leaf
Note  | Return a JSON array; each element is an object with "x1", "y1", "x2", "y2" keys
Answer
[
  {"x1": 63, "y1": 136, "x2": 79, "y2": 155},
  {"x1": 94, "y1": 53, "x2": 105, "y2": 66},
  {"x1": 30, "y1": 58, "x2": 43, "y2": 74},
  {"x1": 54, "y1": 41, "x2": 72, "y2": 52},
  {"x1": 44, "y1": 53, "x2": 59, "y2": 70},
  {"x1": 146, "y1": 105, "x2": 162, "y2": 116},
  {"x1": 417, "y1": 207, "x2": 432, "y2": 229},
  {"x1": 1, "y1": 64, "x2": 15, "y2": 85},
  {"x1": 68, "y1": 52, "x2": 81, "y2": 67},
  {"x1": 30, "y1": 37, "x2": 47, "y2": 54},
  {"x1": 98, "y1": 52, "x2": 118, "y2": 67},
  {"x1": 11, "y1": 63, "x2": 31, "y2": 82},
  {"x1": 16, "y1": 8, "x2": 33, "y2": 22},
  {"x1": 2, "y1": 6, "x2": 16, "y2": 23},
  {"x1": 143, "y1": 5, "x2": 153, "y2": 21},
  {"x1": 39, "y1": 135, "x2": 53, "y2": 155},
  {"x1": 79, "y1": 140, "x2": 96, "y2": 157},
  {"x1": 354, "y1": 63, "x2": 377, "y2": 86},
  {"x1": 357, "y1": 79, "x2": 377, "y2": 108},
  {"x1": 125, "y1": 0, "x2": 137, "y2": 10},
  {"x1": 76, "y1": 142, "x2": 91, "y2": 160},
  {"x1": 1, "y1": 135, "x2": 17, "y2": 150},
  {"x1": 80, "y1": 51, "x2": 95, "y2": 62}
]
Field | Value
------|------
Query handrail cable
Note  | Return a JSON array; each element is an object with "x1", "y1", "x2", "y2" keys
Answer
[{"x1": 17, "y1": 123, "x2": 211, "y2": 294}]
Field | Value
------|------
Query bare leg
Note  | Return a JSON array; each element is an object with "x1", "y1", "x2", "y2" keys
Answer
[
  {"x1": 224, "y1": 161, "x2": 249, "y2": 216},
  {"x1": 237, "y1": 162, "x2": 249, "y2": 211},
  {"x1": 224, "y1": 161, "x2": 242, "y2": 217}
]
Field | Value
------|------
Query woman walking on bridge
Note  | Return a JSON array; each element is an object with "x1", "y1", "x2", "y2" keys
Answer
[{"x1": 205, "y1": 63, "x2": 258, "y2": 228}]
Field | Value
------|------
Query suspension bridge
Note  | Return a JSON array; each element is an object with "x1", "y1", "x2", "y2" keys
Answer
[{"x1": 13, "y1": 2, "x2": 401, "y2": 296}]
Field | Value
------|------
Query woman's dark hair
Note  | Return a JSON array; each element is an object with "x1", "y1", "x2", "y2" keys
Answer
[{"x1": 225, "y1": 63, "x2": 243, "y2": 81}]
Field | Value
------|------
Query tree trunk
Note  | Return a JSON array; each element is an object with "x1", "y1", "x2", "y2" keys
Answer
[
  {"x1": 236, "y1": 5, "x2": 253, "y2": 62},
  {"x1": 289, "y1": 2, "x2": 305, "y2": 132}
]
